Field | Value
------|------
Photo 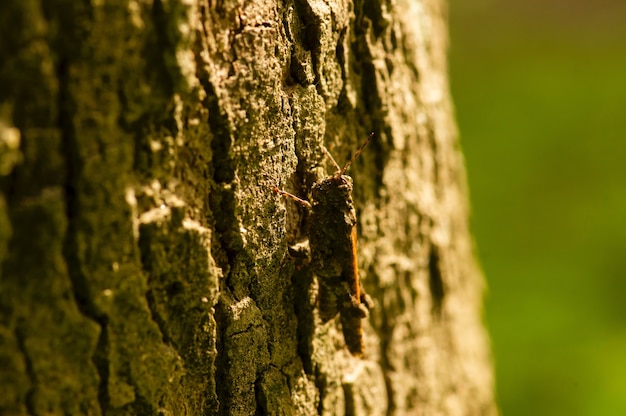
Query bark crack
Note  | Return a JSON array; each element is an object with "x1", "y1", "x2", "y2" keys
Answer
[
  {"x1": 14, "y1": 323, "x2": 35, "y2": 416},
  {"x1": 428, "y1": 245, "x2": 445, "y2": 318},
  {"x1": 57, "y1": 48, "x2": 110, "y2": 415}
]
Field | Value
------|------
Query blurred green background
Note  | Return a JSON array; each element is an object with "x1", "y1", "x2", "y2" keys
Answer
[{"x1": 448, "y1": 1, "x2": 626, "y2": 415}]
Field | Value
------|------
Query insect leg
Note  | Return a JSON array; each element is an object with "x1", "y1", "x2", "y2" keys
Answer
[{"x1": 272, "y1": 186, "x2": 312, "y2": 209}]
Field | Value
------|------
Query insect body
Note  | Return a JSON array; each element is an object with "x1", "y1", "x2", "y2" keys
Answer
[{"x1": 274, "y1": 133, "x2": 373, "y2": 356}]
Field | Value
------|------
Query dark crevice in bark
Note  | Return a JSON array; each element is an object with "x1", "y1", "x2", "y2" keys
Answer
[
  {"x1": 213, "y1": 299, "x2": 228, "y2": 416},
  {"x1": 293, "y1": 0, "x2": 324, "y2": 96},
  {"x1": 361, "y1": 0, "x2": 389, "y2": 39},
  {"x1": 351, "y1": 0, "x2": 387, "y2": 134},
  {"x1": 428, "y1": 124, "x2": 440, "y2": 186},
  {"x1": 284, "y1": 5, "x2": 313, "y2": 87},
  {"x1": 343, "y1": 379, "x2": 359, "y2": 416},
  {"x1": 291, "y1": 263, "x2": 315, "y2": 374},
  {"x1": 194, "y1": 8, "x2": 239, "y2": 281},
  {"x1": 428, "y1": 245, "x2": 445, "y2": 317},
  {"x1": 201, "y1": 81, "x2": 242, "y2": 281},
  {"x1": 202, "y1": 79, "x2": 234, "y2": 184},
  {"x1": 290, "y1": 109, "x2": 316, "y2": 197},
  {"x1": 349, "y1": 3, "x2": 390, "y2": 196},
  {"x1": 335, "y1": 25, "x2": 348, "y2": 85},
  {"x1": 129, "y1": 1, "x2": 179, "y2": 176},
  {"x1": 293, "y1": 0, "x2": 322, "y2": 52},
  {"x1": 254, "y1": 365, "x2": 281, "y2": 416},
  {"x1": 132, "y1": 391, "x2": 158, "y2": 416},
  {"x1": 56, "y1": 48, "x2": 110, "y2": 413},
  {"x1": 150, "y1": 0, "x2": 177, "y2": 97},
  {"x1": 61, "y1": 135, "x2": 110, "y2": 412},
  {"x1": 14, "y1": 321, "x2": 36, "y2": 416},
  {"x1": 255, "y1": 380, "x2": 265, "y2": 415},
  {"x1": 195, "y1": 12, "x2": 245, "y2": 411},
  {"x1": 284, "y1": 99, "x2": 317, "y2": 376},
  {"x1": 379, "y1": 292, "x2": 396, "y2": 416},
  {"x1": 142, "y1": 267, "x2": 177, "y2": 348},
  {"x1": 92, "y1": 320, "x2": 111, "y2": 411},
  {"x1": 353, "y1": 36, "x2": 379, "y2": 116},
  {"x1": 314, "y1": 369, "x2": 327, "y2": 415},
  {"x1": 138, "y1": 213, "x2": 184, "y2": 350}
]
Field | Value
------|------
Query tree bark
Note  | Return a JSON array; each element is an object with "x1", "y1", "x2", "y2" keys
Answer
[{"x1": 0, "y1": 0, "x2": 496, "y2": 415}]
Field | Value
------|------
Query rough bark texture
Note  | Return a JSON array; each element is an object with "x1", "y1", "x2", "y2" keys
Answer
[{"x1": 0, "y1": 0, "x2": 496, "y2": 415}]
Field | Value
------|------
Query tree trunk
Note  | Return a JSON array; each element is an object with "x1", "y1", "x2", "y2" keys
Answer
[{"x1": 0, "y1": 0, "x2": 496, "y2": 415}]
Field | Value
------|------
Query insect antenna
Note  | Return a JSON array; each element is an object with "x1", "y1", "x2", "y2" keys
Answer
[
  {"x1": 339, "y1": 132, "x2": 374, "y2": 175},
  {"x1": 321, "y1": 146, "x2": 341, "y2": 172}
]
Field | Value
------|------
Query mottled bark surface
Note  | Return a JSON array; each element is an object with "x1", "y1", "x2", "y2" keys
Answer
[{"x1": 0, "y1": 0, "x2": 496, "y2": 415}]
